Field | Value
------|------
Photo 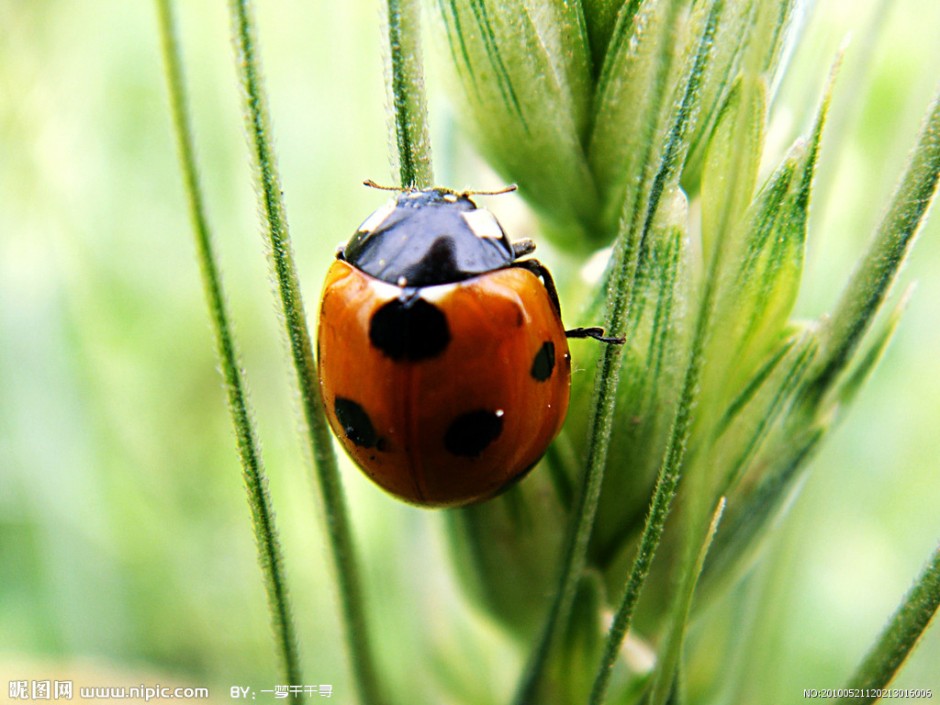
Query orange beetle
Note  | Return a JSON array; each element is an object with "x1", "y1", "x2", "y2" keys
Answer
[{"x1": 317, "y1": 186, "x2": 619, "y2": 507}]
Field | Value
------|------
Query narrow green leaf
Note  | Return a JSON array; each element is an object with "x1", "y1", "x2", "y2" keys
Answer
[
  {"x1": 837, "y1": 544, "x2": 940, "y2": 703},
  {"x1": 683, "y1": 0, "x2": 795, "y2": 194},
  {"x1": 700, "y1": 74, "x2": 767, "y2": 267},
  {"x1": 583, "y1": 198, "x2": 691, "y2": 569},
  {"x1": 227, "y1": 3, "x2": 386, "y2": 703},
  {"x1": 581, "y1": 6, "x2": 727, "y2": 702},
  {"x1": 386, "y1": 0, "x2": 434, "y2": 187},
  {"x1": 698, "y1": 422, "x2": 824, "y2": 597},
  {"x1": 714, "y1": 330, "x2": 817, "y2": 496},
  {"x1": 703, "y1": 65, "x2": 833, "y2": 411},
  {"x1": 812, "y1": 91, "x2": 940, "y2": 398},
  {"x1": 586, "y1": 336, "x2": 699, "y2": 705},
  {"x1": 511, "y1": 165, "x2": 645, "y2": 705},
  {"x1": 155, "y1": 2, "x2": 303, "y2": 697},
  {"x1": 646, "y1": 498, "x2": 726, "y2": 705},
  {"x1": 433, "y1": 0, "x2": 600, "y2": 247},
  {"x1": 557, "y1": 572, "x2": 606, "y2": 704},
  {"x1": 510, "y1": 0, "x2": 708, "y2": 694},
  {"x1": 835, "y1": 285, "x2": 911, "y2": 409}
]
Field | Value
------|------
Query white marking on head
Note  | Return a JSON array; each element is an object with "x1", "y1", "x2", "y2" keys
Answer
[
  {"x1": 356, "y1": 201, "x2": 397, "y2": 234},
  {"x1": 461, "y1": 209, "x2": 504, "y2": 240}
]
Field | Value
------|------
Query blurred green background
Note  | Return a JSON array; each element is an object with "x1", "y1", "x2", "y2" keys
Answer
[{"x1": 0, "y1": 2, "x2": 938, "y2": 702}]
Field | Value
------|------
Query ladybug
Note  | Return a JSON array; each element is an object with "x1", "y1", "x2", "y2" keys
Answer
[{"x1": 317, "y1": 182, "x2": 621, "y2": 508}]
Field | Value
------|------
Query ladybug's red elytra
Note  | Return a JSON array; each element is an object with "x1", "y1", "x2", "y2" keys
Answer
[{"x1": 317, "y1": 184, "x2": 621, "y2": 508}]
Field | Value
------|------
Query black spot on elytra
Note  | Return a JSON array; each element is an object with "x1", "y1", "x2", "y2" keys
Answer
[
  {"x1": 369, "y1": 296, "x2": 450, "y2": 361},
  {"x1": 530, "y1": 341, "x2": 555, "y2": 382},
  {"x1": 334, "y1": 397, "x2": 378, "y2": 449},
  {"x1": 444, "y1": 410, "x2": 504, "y2": 457}
]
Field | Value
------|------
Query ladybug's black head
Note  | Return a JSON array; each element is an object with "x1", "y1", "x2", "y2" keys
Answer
[{"x1": 341, "y1": 188, "x2": 517, "y2": 287}]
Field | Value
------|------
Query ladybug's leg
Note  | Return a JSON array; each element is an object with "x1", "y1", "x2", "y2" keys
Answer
[
  {"x1": 510, "y1": 259, "x2": 562, "y2": 316},
  {"x1": 511, "y1": 259, "x2": 625, "y2": 345},
  {"x1": 565, "y1": 327, "x2": 625, "y2": 344}
]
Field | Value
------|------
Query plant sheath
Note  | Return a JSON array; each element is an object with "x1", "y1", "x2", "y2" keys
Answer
[
  {"x1": 155, "y1": 0, "x2": 303, "y2": 697},
  {"x1": 228, "y1": 2, "x2": 385, "y2": 703}
]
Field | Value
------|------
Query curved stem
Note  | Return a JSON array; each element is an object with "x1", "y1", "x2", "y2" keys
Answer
[
  {"x1": 155, "y1": 0, "x2": 302, "y2": 698},
  {"x1": 228, "y1": 2, "x2": 386, "y2": 703},
  {"x1": 510, "y1": 1, "x2": 693, "y2": 700},
  {"x1": 590, "y1": 2, "x2": 725, "y2": 701}
]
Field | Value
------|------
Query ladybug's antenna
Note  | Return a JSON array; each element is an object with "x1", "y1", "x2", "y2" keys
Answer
[
  {"x1": 363, "y1": 180, "x2": 517, "y2": 197},
  {"x1": 363, "y1": 179, "x2": 406, "y2": 192},
  {"x1": 460, "y1": 184, "x2": 518, "y2": 197}
]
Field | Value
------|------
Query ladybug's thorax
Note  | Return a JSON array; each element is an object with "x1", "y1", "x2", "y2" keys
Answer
[{"x1": 342, "y1": 188, "x2": 515, "y2": 287}]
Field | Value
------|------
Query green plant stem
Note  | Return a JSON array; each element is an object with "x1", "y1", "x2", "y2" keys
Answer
[
  {"x1": 813, "y1": 92, "x2": 940, "y2": 395},
  {"x1": 155, "y1": 0, "x2": 303, "y2": 698},
  {"x1": 646, "y1": 498, "x2": 725, "y2": 705},
  {"x1": 512, "y1": 1, "x2": 704, "y2": 700},
  {"x1": 589, "y1": 4, "x2": 725, "y2": 702},
  {"x1": 587, "y1": 303, "x2": 702, "y2": 705},
  {"x1": 836, "y1": 544, "x2": 940, "y2": 704},
  {"x1": 386, "y1": 0, "x2": 433, "y2": 188},
  {"x1": 228, "y1": 2, "x2": 385, "y2": 703},
  {"x1": 511, "y1": 220, "x2": 640, "y2": 705}
]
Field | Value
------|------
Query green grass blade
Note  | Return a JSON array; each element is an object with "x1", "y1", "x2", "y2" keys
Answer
[
  {"x1": 155, "y1": 1, "x2": 303, "y2": 697},
  {"x1": 511, "y1": 0, "x2": 712, "y2": 697},
  {"x1": 510, "y1": 191, "x2": 644, "y2": 705},
  {"x1": 716, "y1": 332, "x2": 816, "y2": 496},
  {"x1": 645, "y1": 498, "x2": 726, "y2": 705},
  {"x1": 228, "y1": 2, "x2": 385, "y2": 703},
  {"x1": 683, "y1": 0, "x2": 795, "y2": 194},
  {"x1": 836, "y1": 544, "x2": 940, "y2": 703},
  {"x1": 701, "y1": 64, "x2": 833, "y2": 440},
  {"x1": 585, "y1": 212, "x2": 690, "y2": 566},
  {"x1": 586, "y1": 378, "x2": 690, "y2": 705},
  {"x1": 589, "y1": 239, "x2": 716, "y2": 704},
  {"x1": 386, "y1": 0, "x2": 433, "y2": 188},
  {"x1": 585, "y1": 5, "x2": 726, "y2": 703},
  {"x1": 812, "y1": 91, "x2": 940, "y2": 398},
  {"x1": 698, "y1": 422, "x2": 824, "y2": 597},
  {"x1": 834, "y1": 285, "x2": 911, "y2": 409},
  {"x1": 700, "y1": 74, "x2": 767, "y2": 269}
]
